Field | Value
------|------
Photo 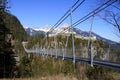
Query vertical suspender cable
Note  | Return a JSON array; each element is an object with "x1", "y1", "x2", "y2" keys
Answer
[
  {"x1": 107, "y1": 45, "x2": 110, "y2": 60},
  {"x1": 51, "y1": 48, "x2": 52, "y2": 57},
  {"x1": 62, "y1": 46, "x2": 64, "y2": 60},
  {"x1": 87, "y1": 12, "x2": 95, "y2": 67},
  {"x1": 45, "y1": 33, "x2": 48, "y2": 56},
  {"x1": 54, "y1": 33, "x2": 57, "y2": 58},
  {"x1": 41, "y1": 42, "x2": 43, "y2": 56},
  {"x1": 65, "y1": 34, "x2": 69, "y2": 57},
  {"x1": 70, "y1": 8, "x2": 75, "y2": 63},
  {"x1": 90, "y1": 44, "x2": 93, "y2": 67},
  {"x1": 70, "y1": 8, "x2": 76, "y2": 73},
  {"x1": 47, "y1": 32, "x2": 49, "y2": 56}
]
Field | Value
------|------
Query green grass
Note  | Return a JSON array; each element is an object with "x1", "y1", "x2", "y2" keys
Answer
[{"x1": 0, "y1": 74, "x2": 78, "y2": 80}]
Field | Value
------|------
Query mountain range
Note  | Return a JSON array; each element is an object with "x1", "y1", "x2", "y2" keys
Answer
[{"x1": 24, "y1": 24, "x2": 120, "y2": 47}]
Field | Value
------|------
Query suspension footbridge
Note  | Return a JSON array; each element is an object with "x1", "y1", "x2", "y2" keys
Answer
[{"x1": 23, "y1": 0, "x2": 120, "y2": 70}]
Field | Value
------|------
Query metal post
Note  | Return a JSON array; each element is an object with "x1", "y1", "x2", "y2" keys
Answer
[
  {"x1": 37, "y1": 43, "x2": 39, "y2": 54},
  {"x1": 43, "y1": 48, "x2": 45, "y2": 56},
  {"x1": 85, "y1": 46, "x2": 88, "y2": 58},
  {"x1": 54, "y1": 35, "x2": 57, "y2": 58},
  {"x1": 87, "y1": 12, "x2": 94, "y2": 67},
  {"x1": 107, "y1": 45, "x2": 110, "y2": 60},
  {"x1": 45, "y1": 32, "x2": 49, "y2": 56},
  {"x1": 47, "y1": 47, "x2": 48, "y2": 56},
  {"x1": 40, "y1": 46, "x2": 42, "y2": 55},
  {"x1": 62, "y1": 47, "x2": 64, "y2": 60},
  {"x1": 51, "y1": 48, "x2": 52, "y2": 57},
  {"x1": 70, "y1": 8, "x2": 75, "y2": 63},
  {"x1": 90, "y1": 44, "x2": 93, "y2": 67},
  {"x1": 65, "y1": 35, "x2": 68, "y2": 58}
]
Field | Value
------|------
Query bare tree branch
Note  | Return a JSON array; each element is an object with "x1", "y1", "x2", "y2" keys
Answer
[
  {"x1": 113, "y1": 31, "x2": 120, "y2": 38},
  {"x1": 97, "y1": 14, "x2": 118, "y2": 28},
  {"x1": 97, "y1": 9, "x2": 120, "y2": 33},
  {"x1": 112, "y1": 5, "x2": 120, "y2": 11}
]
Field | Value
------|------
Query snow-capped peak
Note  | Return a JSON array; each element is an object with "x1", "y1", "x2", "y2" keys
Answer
[
  {"x1": 24, "y1": 26, "x2": 29, "y2": 29},
  {"x1": 60, "y1": 23, "x2": 70, "y2": 28},
  {"x1": 33, "y1": 28, "x2": 41, "y2": 31},
  {"x1": 43, "y1": 25, "x2": 51, "y2": 32}
]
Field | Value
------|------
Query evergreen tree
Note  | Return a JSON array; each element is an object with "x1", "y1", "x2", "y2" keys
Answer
[{"x1": 0, "y1": 0, "x2": 16, "y2": 78}]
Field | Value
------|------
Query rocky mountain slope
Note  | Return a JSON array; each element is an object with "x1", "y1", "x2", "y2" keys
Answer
[{"x1": 24, "y1": 25, "x2": 120, "y2": 47}]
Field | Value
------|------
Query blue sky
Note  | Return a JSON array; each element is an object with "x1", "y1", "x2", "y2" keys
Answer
[{"x1": 9, "y1": 0, "x2": 120, "y2": 42}]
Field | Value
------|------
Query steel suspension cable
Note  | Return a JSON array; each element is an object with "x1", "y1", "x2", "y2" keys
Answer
[
  {"x1": 53, "y1": 0, "x2": 85, "y2": 29},
  {"x1": 73, "y1": 0, "x2": 117, "y2": 27},
  {"x1": 49, "y1": 0, "x2": 80, "y2": 32},
  {"x1": 56, "y1": 0, "x2": 117, "y2": 34},
  {"x1": 49, "y1": 0, "x2": 85, "y2": 33}
]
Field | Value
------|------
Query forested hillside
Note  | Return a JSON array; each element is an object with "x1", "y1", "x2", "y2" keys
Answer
[
  {"x1": 3, "y1": 13, "x2": 28, "y2": 41},
  {"x1": 2, "y1": 12, "x2": 28, "y2": 55},
  {"x1": 0, "y1": 4, "x2": 16, "y2": 78},
  {"x1": 0, "y1": 0, "x2": 29, "y2": 77}
]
